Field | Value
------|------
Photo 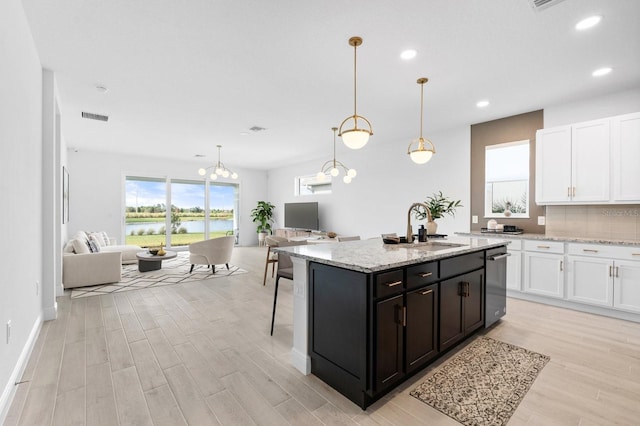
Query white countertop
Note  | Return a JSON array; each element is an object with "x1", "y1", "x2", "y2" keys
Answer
[
  {"x1": 274, "y1": 236, "x2": 510, "y2": 273},
  {"x1": 456, "y1": 232, "x2": 640, "y2": 247}
]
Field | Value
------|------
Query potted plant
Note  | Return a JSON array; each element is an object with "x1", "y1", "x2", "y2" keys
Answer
[
  {"x1": 250, "y1": 201, "x2": 275, "y2": 244},
  {"x1": 414, "y1": 191, "x2": 462, "y2": 234}
]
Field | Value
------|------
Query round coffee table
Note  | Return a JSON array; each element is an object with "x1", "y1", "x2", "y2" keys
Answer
[{"x1": 136, "y1": 251, "x2": 177, "y2": 272}]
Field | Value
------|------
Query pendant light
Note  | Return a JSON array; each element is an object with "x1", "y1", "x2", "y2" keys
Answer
[
  {"x1": 338, "y1": 36, "x2": 373, "y2": 150},
  {"x1": 316, "y1": 127, "x2": 357, "y2": 184},
  {"x1": 197, "y1": 145, "x2": 238, "y2": 180},
  {"x1": 408, "y1": 77, "x2": 436, "y2": 164}
]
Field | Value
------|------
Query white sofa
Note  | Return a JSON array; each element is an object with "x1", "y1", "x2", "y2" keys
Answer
[{"x1": 62, "y1": 231, "x2": 142, "y2": 288}]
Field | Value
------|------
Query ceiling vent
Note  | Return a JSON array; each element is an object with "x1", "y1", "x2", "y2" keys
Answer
[
  {"x1": 527, "y1": 0, "x2": 567, "y2": 11},
  {"x1": 81, "y1": 112, "x2": 109, "y2": 122},
  {"x1": 249, "y1": 125, "x2": 266, "y2": 132}
]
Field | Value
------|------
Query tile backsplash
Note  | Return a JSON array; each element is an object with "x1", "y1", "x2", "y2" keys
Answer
[{"x1": 546, "y1": 205, "x2": 640, "y2": 241}]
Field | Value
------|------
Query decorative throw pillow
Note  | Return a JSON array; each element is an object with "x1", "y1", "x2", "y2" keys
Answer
[
  {"x1": 88, "y1": 239, "x2": 100, "y2": 253},
  {"x1": 72, "y1": 238, "x2": 91, "y2": 254},
  {"x1": 101, "y1": 231, "x2": 110, "y2": 246},
  {"x1": 90, "y1": 232, "x2": 106, "y2": 247}
]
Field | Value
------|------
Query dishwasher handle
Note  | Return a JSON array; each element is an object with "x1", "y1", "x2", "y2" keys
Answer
[{"x1": 488, "y1": 253, "x2": 511, "y2": 261}]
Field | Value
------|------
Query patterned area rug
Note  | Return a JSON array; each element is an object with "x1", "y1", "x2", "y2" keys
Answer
[
  {"x1": 70, "y1": 252, "x2": 247, "y2": 298},
  {"x1": 410, "y1": 336, "x2": 550, "y2": 426}
]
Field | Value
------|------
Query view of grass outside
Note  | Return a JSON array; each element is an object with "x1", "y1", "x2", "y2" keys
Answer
[{"x1": 125, "y1": 177, "x2": 237, "y2": 248}]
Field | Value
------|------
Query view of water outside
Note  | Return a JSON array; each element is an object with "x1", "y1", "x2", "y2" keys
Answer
[{"x1": 125, "y1": 177, "x2": 237, "y2": 248}]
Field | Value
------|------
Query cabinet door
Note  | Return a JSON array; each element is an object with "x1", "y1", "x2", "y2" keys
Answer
[
  {"x1": 567, "y1": 256, "x2": 613, "y2": 307},
  {"x1": 523, "y1": 252, "x2": 564, "y2": 298},
  {"x1": 463, "y1": 269, "x2": 485, "y2": 334},
  {"x1": 613, "y1": 260, "x2": 640, "y2": 313},
  {"x1": 406, "y1": 284, "x2": 438, "y2": 373},
  {"x1": 374, "y1": 295, "x2": 404, "y2": 391},
  {"x1": 439, "y1": 277, "x2": 464, "y2": 352},
  {"x1": 612, "y1": 112, "x2": 640, "y2": 202},
  {"x1": 535, "y1": 126, "x2": 572, "y2": 204},
  {"x1": 571, "y1": 119, "x2": 610, "y2": 202},
  {"x1": 506, "y1": 250, "x2": 521, "y2": 290}
]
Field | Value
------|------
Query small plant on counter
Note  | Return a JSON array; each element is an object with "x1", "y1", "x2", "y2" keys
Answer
[{"x1": 414, "y1": 191, "x2": 462, "y2": 221}]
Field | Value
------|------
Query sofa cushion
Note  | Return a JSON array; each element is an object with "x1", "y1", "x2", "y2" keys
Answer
[
  {"x1": 101, "y1": 231, "x2": 111, "y2": 246},
  {"x1": 90, "y1": 232, "x2": 107, "y2": 247},
  {"x1": 88, "y1": 239, "x2": 100, "y2": 253},
  {"x1": 72, "y1": 238, "x2": 91, "y2": 254}
]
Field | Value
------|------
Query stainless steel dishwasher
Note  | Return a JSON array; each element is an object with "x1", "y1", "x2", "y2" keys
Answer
[{"x1": 485, "y1": 246, "x2": 509, "y2": 328}]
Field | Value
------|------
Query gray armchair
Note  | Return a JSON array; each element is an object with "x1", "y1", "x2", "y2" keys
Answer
[{"x1": 188, "y1": 235, "x2": 235, "y2": 274}]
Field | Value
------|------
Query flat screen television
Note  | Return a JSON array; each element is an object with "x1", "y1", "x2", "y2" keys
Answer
[{"x1": 284, "y1": 202, "x2": 319, "y2": 230}]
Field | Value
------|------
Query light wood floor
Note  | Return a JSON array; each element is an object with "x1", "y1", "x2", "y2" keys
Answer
[{"x1": 5, "y1": 246, "x2": 640, "y2": 425}]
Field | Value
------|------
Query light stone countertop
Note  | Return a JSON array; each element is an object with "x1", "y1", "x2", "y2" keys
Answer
[
  {"x1": 273, "y1": 236, "x2": 510, "y2": 273},
  {"x1": 455, "y1": 232, "x2": 640, "y2": 247}
]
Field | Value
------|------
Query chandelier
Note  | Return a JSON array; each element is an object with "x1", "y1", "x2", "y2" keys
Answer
[
  {"x1": 407, "y1": 77, "x2": 436, "y2": 164},
  {"x1": 338, "y1": 36, "x2": 373, "y2": 150},
  {"x1": 198, "y1": 145, "x2": 238, "y2": 180},
  {"x1": 316, "y1": 127, "x2": 357, "y2": 184}
]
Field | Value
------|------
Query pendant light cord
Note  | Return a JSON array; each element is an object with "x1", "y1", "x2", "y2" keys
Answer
[
  {"x1": 420, "y1": 82, "x2": 424, "y2": 139},
  {"x1": 353, "y1": 43, "x2": 358, "y2": 116}
]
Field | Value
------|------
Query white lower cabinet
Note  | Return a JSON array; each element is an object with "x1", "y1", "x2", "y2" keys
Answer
[
  {"x1": 567, "y1": 243, "x2": 640, "y2": 313},
  {"x1": 613, "y1": 260, "x2": 640, "y2": 313},
  {"x1": 506, "y1": 240, "x2": 522, "y2": 290},
  {"x1": 567, "y1": 256, "x2": 613, "y2": 307},
  {"x1": 523, "y1": 240, "x2": 565, "y2": 298}
]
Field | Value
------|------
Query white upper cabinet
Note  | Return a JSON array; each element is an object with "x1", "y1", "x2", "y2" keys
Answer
[
  {"x1": 612, "y1": 112, "x2": 640, "y2": 202},
  {"x1": 536, "y1": 112, "x2": 639, "y2": 205},
  {"x1": 535, "y1": 126, "x2": 572, "y2": 203}
]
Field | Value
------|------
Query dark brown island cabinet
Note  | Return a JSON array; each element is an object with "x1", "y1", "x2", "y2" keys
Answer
[{"x1": 308, "y1": 247, "x2": 503, "y2": 409}]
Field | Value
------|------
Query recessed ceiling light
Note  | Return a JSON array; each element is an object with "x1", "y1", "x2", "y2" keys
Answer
[
  {"x1": 476, "y1": 100, "x2": 490, "y2": 108},
  {"x1": 400, "y1": 49, "x2": 417, "y2": 60},
  {"x1": 575, "y1": 15, "x2": 602, "y2": 30},
  {"x1": 592, "y1": 67, "x2": 612, "y2": 77}
]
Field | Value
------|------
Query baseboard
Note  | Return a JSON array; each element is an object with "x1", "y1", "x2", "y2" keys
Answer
[
  {"x1": 43, "y1": 301, "x2": 57, "y2": 321},
  {"x1": 291, "y1": 348, "x2": 311, "y2": 375},
  {"x1": 0, "y1": 315, "x2": 42, "y2": 425}
]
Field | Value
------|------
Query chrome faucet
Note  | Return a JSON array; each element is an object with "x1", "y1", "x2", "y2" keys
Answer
[{"x1": 407, "y1": 202, "x2": 432, "y2": 242}]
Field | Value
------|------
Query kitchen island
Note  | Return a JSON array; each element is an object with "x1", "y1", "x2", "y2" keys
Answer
[{"x1": 275, "y1": 236, "x2": 509, "y2": 409}]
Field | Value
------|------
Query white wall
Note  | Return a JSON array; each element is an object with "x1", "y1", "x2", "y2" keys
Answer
[
  {"x1": 67, "y1": 150, "x2": 268, "y2": 246},
  {"x1": 266, "y1": 126, "x2": 472, "y2": 239},
  {"x1": 544, "y1": 87, "x2": 640, "y2": 127},
  {"x1": 0, "y1": 0, "x2": 44, "y2": 420}
]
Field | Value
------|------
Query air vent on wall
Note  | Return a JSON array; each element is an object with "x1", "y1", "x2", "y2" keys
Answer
[
  {"x1": 81, "y1": 112, "x2": 109, "y2": 122},
  {"x1": 527, "y1": 0, "x2": 567, "y2": 11}
]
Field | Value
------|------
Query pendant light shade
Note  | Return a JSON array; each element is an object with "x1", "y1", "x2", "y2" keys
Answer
[
  {"x1": 408, "y1": 77, "x2": 436, "y2": 164},
  {"x1": 338, "y1": 36, "x2": 373, "y2": 150}
]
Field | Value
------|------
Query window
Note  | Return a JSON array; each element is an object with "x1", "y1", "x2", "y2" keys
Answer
[
  {"x1": 125, "y1": 176, "x2": 239, "y2": 248},
  {"x1": 295, "y1": 174, "x2": 332, "y2": 196},
  {"x1": 484, "y1": 140, "x2": 529, "y2": 218}
]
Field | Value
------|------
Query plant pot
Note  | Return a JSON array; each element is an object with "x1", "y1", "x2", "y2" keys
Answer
[
  {"x1": 426, "y1": 220, "x2": 438, "y2": 235},
  {"x1": 258, "y1": 231, "x2": 268, "y2": 246}
]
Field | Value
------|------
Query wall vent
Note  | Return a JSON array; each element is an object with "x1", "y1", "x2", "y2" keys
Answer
[
  {"x1": 527, "y1": 0, "x2": 567, "y2": 11},
  {"x1": 81, "y1": 112, "x2": 109, "y2": 122}
]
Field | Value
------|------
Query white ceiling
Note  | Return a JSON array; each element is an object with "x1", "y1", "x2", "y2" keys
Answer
[{"x1": 22, "y1": 0, "x2": 640, "y2": 171}]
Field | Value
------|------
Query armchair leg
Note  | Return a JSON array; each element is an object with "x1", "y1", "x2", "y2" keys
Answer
[
  {"x1": 270, "y1": 277, "x2": 280, "y2": 336},
  {"x1": 211, "y1": 265, "x2": 216, "y2": 275},
  {"x1": 190, "y1": 264, "x2": 195, "y2": 273},
  {"x1": 225, "y1": 263, "x2": 229, "y2": 270}
]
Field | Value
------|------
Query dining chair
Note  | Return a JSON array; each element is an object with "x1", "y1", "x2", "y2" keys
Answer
[
  {"x1": 262, "y1": 236, "x2": 288, "y2": 286},
  {"x1": 270, "y1": 240, "x2": 307, "y2": 335}
]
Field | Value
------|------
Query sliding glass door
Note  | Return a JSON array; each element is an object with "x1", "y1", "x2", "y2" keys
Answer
[{"x1": 125, "y1": 176, "x2": 239, "y2": 248}]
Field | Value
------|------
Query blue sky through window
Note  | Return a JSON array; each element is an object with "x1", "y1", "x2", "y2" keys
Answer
[{"x1": 126, "y1": 178, "x2": 235, "y2": 210}]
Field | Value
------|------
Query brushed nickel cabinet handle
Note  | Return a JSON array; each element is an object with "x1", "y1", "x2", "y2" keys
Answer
[
  {"x1": 583, "y1": 249, "x2": 598, "y2": 253},
  {"x1": 420, "y1": 289, "x2": 433, "y2": 295},
  {"x1": 418, "y1": 272, "x2": 433, "y2": 278},
  {"x1": 572, "y1": 187, "x2": 576, "y2": 197},
  {"x1": 609, "y1": 265, "x2": 613, "y2": 277},
  {"x1": 616, "y1": 266, "x2": 619, "y2": 278},
  {"x1": 632, "y1": 253, "x2": 640, "y2": 256},
  {"x1": 384, "y1": 280, "x2": 403, "y2": 287},
  {"x1": 560, "y1": 261, "x2": 563, "y2": 271},
  {"x1": 567, "y1": 187, "x2": 571, "y2": 197},
  {"x1": 537, "y1": 245, "x2": 551, "y2": 249},
  {"x1": 402, "y1": 306, "x2": 407, "y2": 327}
]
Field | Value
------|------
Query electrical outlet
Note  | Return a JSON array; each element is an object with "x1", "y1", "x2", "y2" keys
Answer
[
  {"x1": 538, "y1": 216, "x2": 546, "y2": 225},
  {"x1": 472, "y1": 215, "x2": 478, "y2": 224},
  {"x1": 6, "y1": 320, "x2": 11, "y2": 344}
]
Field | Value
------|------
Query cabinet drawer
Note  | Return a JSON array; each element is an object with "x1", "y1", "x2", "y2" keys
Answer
[
  {"x1": 506, "y1": 240, "x2": 522, "y2": 251},
  {"x1": 523, "y1": 240, "x2": 564, "y2": 254},
  {"x1": 568, "y1": 243, "x2": 640, "y2": 261},
  {"x1": 374, "y1": 269, "x2": 404, "y2": 299},
  {"x1": 406, "y1": 262, "x2": 438, "y2": 289},
  {"x1": 440, "y1": 251, "x2": 484, "y2": 280}
]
